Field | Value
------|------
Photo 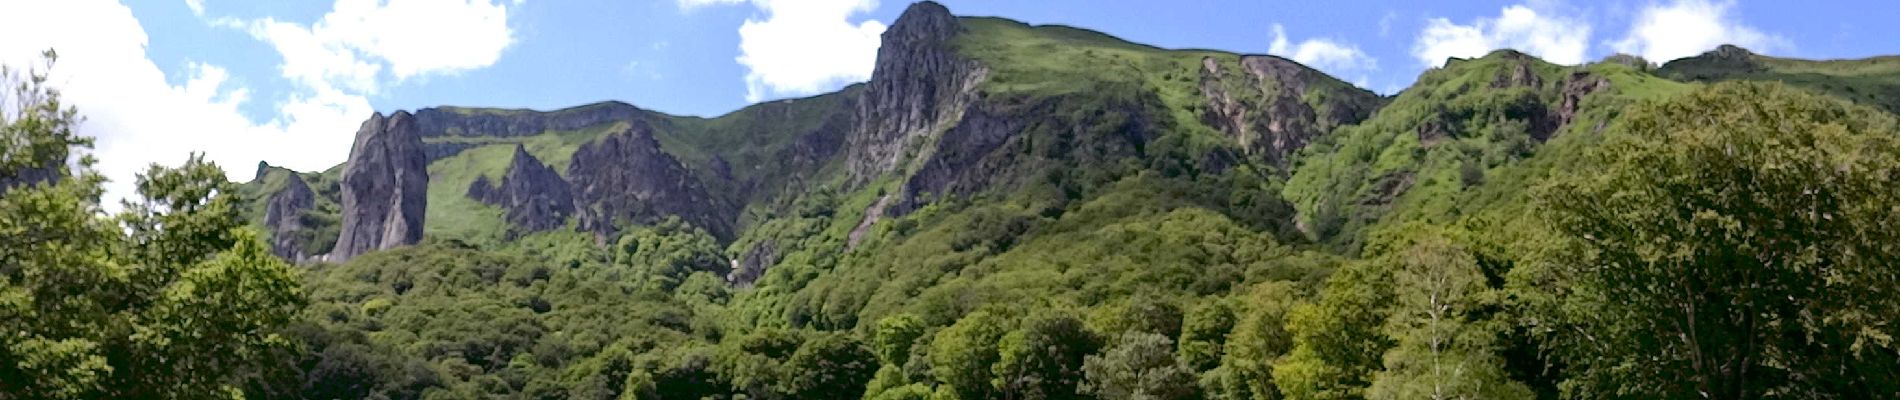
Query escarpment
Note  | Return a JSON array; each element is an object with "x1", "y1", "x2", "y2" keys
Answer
[
  {"x1": 468, "y1": 145, "x2": 577, "y2": 235},
  {"x1": 567, "y1": 126, "x2": 732, "y2": 241},
  {"x1": 330, "y1": 111, "x2": 429, "y2": 262},
  {"x1": 843, "y1": 1, "x2": 987, "y2": 185},
  {"x1": 1198, "y1": 55, "x2": 1383, "y2": 168},
  {"x1": 263, "y1": 172, "x2": 316, "y2": 260}
]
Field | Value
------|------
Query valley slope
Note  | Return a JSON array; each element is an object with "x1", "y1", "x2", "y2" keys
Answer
[{"x1": 231, "y1": 2, "x2": 1900, "y2": 399}]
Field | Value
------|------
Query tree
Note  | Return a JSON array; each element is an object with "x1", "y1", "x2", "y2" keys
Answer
[
  {"x1": 931, "y1": 310, "x2": 1011, "y2": 399},
  {"x1": 615, "y1": 216, "x2": 726, "y2": 292},
  {"x1": 1177, "y1": 300, "x2": 1235, "y2": 372},
  {"x1": 782, "y1": 333, "x2": 878, "y2": 399},
  {"x1": 993, "y1": 311, "x2": 1100, "y2": 400},
  {"x1": 874, "y1": 313, "x2": 929, "y2": 367},
  {"x1": 0, "y1": 52, "x2": 305, "y2": 399},
  {"x1": 1365, "y1": 230, "x2": 1530, "y2": 400},
  {"x1": 1081, "y1": 332, "x2": 1198, "y2": 400},
  {"x1": 1532, "y1": 81, "x2": 1900, "y2": 398},
  {"x1": 1204, "y1": 281, "x2": 1298, "y2": 400},
  {"x1": 1273, "y1": 261, "x2": 1393, "y2": 400}
]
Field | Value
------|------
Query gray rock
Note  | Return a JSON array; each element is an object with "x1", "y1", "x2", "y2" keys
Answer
[
  {"x1": 843, "y1": 0, "x2": 987, "y2": 185},
  {"x1": 263, "y1": 172, "x2": 315, "y2": 261},
  {"x1": 331, "y1": 111, "x2": 429, "y2": 262},
  {"x1": 468, "y1": 144, "x2": 576, "y2": 235},
  {"x1": 1199, "y1": 55, "x2": 1383, "y2": 168},
  {"x1": 727, "y1": 239, "x2": 779, "y2": 288},
  {"x1": 568, "y1": 125, "x2": 732, "y2": 241}
]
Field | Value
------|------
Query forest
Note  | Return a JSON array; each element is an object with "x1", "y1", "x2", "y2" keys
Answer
[{"x1": 5, "y1": 4, "x2": 1900, "y2": 400}]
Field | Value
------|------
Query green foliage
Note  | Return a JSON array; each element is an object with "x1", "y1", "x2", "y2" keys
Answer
[
  {"x1": 1080, "y1": 332, "x2": 1199, "y2": 400},
  {"x1": 993, "y1": 311, "x2": 1100, "y2": 400},
  {"x1": 1658, "y1": 46, "x2": 1900, "y2": 114},
  {"x1": 88, "y1": 10, "x2": 1900, "y2": 400},
  {"x1": 1203, "y1": 282, "x2": 1299, "y2": 400},
  {"x1": 1, "y1": 53, "x2": 305, "y2": 399},
  {"x1": 1364, "y1": 228, "x2": 1530, "y2": 400},
  {"x1": 1526, "y1": 81, "x2": 1900, "y2": 398},
  {"x1": 782, "y1": 333, "x2": 879, "y2": 399},
  {"x1": 930, "y1": 310, "x2": 1012, "y2": 399},
  {"x1": 874, "y1": 313, "x2": 929, "y2": 367},
  {"x1": 1273, "y1": 261, "x2": 1393, "y2": 400},
  {"x1": 1177, "y1": 299, "x2": 1235, "y2": 371},
  {"x1": 615, "y1": 216, "x2": 728, "y2": 292}
]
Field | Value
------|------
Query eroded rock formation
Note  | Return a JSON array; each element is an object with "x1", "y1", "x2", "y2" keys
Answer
[{"x1": 331, "y1": 111, "x2": 428, "y2": 262}]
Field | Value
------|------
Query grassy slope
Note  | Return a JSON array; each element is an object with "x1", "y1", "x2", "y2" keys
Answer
[
  {"x1": 730, "y1": 17, "x2": 1356, "y2": 330},
  {"x1": 1282, "y1": 51, "x2": 1696, "y2": 253},
  {"x1": 422, "y1": 122, "x2": 631, "y2": 246},
  {"x1": 1658, "y1": 48, "x2": 1900, "y2": 114},
  {"x1": 238, "y1": 165, "x2": 344, "y2": 255}
]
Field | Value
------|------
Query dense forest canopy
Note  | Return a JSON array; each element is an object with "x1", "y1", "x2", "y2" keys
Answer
[{"x1": 5, "y1": 3, "x2": 1900, "y2": 400}]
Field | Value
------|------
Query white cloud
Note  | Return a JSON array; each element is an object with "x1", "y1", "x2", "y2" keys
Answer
[
  {"x1": 0, "y1": 0, "x2": 518, "y2": 208},
  {"x1": 249, "y1": 0, "x2": 517, "y2": 83},
  {"x1": 1610, "y1": 0, "x2": 1786, "y2": 63},
  {"x1": 184, "y1": 0, "x2": 205, "y2": 16},
  {"x1": 687, "y1": 0, "x2": 886, "y2": 102},
  {"x1": 1269, "y1": 24, "x2": 1378, "y2": 75},
  {"x1": 0, "y1": 0, "x2": 349, "y2": 208},
  {"x1": 1413, "y1": 3, "x2": 1592, "y2": 67}
]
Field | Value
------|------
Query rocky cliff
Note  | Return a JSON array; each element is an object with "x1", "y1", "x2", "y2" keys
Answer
[
  {"x1": 413, "y1": 101, "x2": 674, "y2": 162},
  {"x1": 1199, "y1": 55, "x2": 1383, "y2": 168},
  {"x1": 263, "y1": 172, "x2": 316, "y2": 260},
  {"x1": 331, "y1": 111, "x2": 429, "y2": 262},
  {"x1": 568, "y1": 125, "x2": 732, "y2": 241},
  {"x1": 468, "y1": 144, "x2": 576, "y2": 235},
  {"x1": 843, "y1": 1, "x2": 986, "y2": 185}
]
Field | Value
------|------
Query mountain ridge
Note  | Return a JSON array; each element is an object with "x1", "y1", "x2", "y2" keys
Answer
[{"x1": 239, "y1": 1, "x2": 1889, "y2": 265}]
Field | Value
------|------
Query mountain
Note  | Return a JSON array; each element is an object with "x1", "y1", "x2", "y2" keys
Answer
[
  {"x1": 225, "y1": 2, "x2": 1900, "y2": 399},
  {"x1": 1658, "y1": 44, "x2": 1900, "y2": 114}
]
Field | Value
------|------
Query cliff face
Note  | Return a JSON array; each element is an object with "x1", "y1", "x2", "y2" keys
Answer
[
  {"x1": 1199, "y1": 55, "x2": 1383, "y2": 168},
  {"x1": 263, "y1": 172, "x2": 316, "y2": 260},
  {"x1": 413, "y1": 101, "x2": 673, "y2": 162},
  {"x1": 567, "y1": 126, "x2": 732, "y2": 241},
  {"x1": 843, "y1": 1, "x2": 987, "y2": 185},
  {"x1": 331, "y1": 111, "x2": 429, "y2": 262},
  {"x1": 468, "y1": 145, "x2": 576, "y2": 235}
]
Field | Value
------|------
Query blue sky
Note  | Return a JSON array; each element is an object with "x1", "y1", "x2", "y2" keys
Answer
[{"x1": 0, "y1": 0, "x2": 1894, "y2": 204}]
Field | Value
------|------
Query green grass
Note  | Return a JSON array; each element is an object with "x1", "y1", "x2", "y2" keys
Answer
[
  {"x1": 1280, "y1": 50, "x2": 1701, "y2": 252},
  {"x1": 954, "y1": 17, "x2": 1229, "y2": 141},
  {"x1": 1659, "y1": 50, "x2": 1900, "y2": 114},
  {"x1": 424, "y1": 144, "x2": 513, "y2": 245}
]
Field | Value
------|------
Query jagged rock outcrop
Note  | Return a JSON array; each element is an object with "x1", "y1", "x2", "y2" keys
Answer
[
  {"x1": 728, "y1": 240, "x2": 779, "y2": 288},
  {"x1": 468, "y1": 145, "x2": 576, "y2": 235},
  {"x1": 1555, "y1": 71, "x2": 1611, "y2": 136},
  {"x1": 264, "y1": 172, "x2": 316, "y2": 261},
  {"x1": 568, "y1": 126, "x2": 732, "y2": 241},
  {"x1": 1492, "y1": 51, "x2": 1546, "y2": 89},
  {"x1": 1199, "y1": 55, "x2": 1382, "y2": 168},
  {"x1": 843, "y1": 1, "x2": 987, "y2": 184},
  {"x1": 331, "y1": 111, "x2": 429, "y2": 262},
  {"x1": 413, "y1": 101, "x2": 676, "y2": 162}
]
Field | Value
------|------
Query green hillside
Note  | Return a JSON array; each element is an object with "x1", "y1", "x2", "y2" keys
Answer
[
  {"x1": 18, "y1": 2, "x2": 1898, "y2": 400},
  {"x1": 1659, "y1": 44, "x2": 1900, "y2": 114}
]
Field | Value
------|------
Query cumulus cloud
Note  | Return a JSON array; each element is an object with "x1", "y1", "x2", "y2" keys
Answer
[
  {"x1": 687, "y1": 0, "x2": 886, "y2": 102},
  {"x1": 1269, "y1": 24, "x2": 1378, "y2": 75},
  {"x1": 1413, "y1": 3, "x2": 1592, "y2": 67},
  {"x1": 0, "y1": 0, "x2": 518, "y2": 207},
  {"x1": 1611, "y1": 0, "x2": 1786, "y2": 63}
]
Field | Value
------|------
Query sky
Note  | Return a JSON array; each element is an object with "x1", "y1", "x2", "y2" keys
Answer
[{"x1": 0, "y1": 0, "x2": 1894, "y2": 206}]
